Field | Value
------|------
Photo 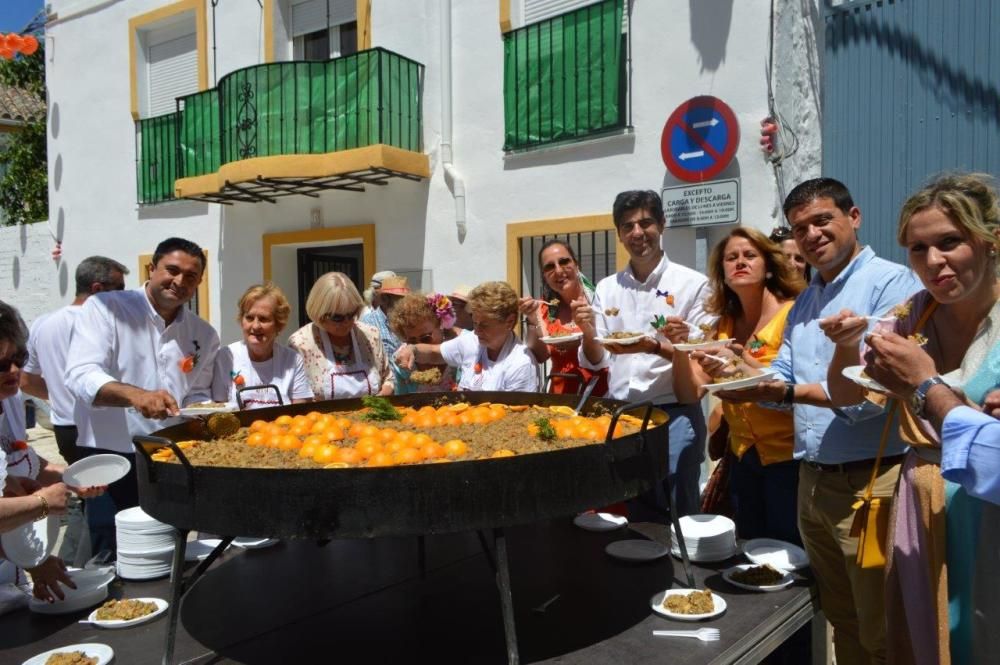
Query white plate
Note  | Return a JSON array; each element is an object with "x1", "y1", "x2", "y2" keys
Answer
[
  {"x1": 179, "y1": 403, "x2": 237, "y2": 416},
  {"x1": 743, "y1": 538, "x2": 810, "y2": 571},
  {"x1": 63, "y1": 454, "x2": 131, "y2": 488},
  {"x1": 28, "y1": 567, "x2": 116, "y2": 615},
  {"x1": 595, "y1": 334, "x2": 648, "y2": 346},
  {"x1": 842, "y1": 365, "x2": 889, "y2": 394},
  {"x1": 703, "y1": 370, "x2": 779, "y2": 394},
  {"x1": 671, "y1": 514, "x2": 736, "y2": 538},
  {"x1": 673, "y1": 338, "x2": 735, "y2": 352},
  {"x1": 722, "y1": 563, "x2": 795, "y2": 592},
  {"x1": 651, "y1": 589, "x2": 727, "y2": 621},
  {"x1": 605, "y1": 539, "x2": 668, "y2": 562},
  {"x1": 539, "y1": 332, "x2": 583, "y2": 345},
  {"x1": 184, "y1": 539, "x2": 226, "y2": 562},
  {"x1": 573, "y1": 512, "x2": 628, "y2": 532},
  {"x1": 87, "y1": 597, "x2": 168, "y2": 628},
  {"x1": 232, "y1": 537, "x2": 279, "y2": 549},
  {"x1": 1, "y1": 516, "x2": 59, "y2": 568},
  {"x1": 670, "y1": 545, "x2": 738, "y2": 563},
  {"x1": 22, "y1": 643, "x2": 114, "y2": 665}
]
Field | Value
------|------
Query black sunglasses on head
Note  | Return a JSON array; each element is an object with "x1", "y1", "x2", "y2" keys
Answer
[
  {"x1": 321, "y1": 310, "x2": 358, "y2": 323},
  {"x1": 541, "y1": 256, "x2": 574, "y2": 273},
  {"x1": 0, "y1": 350, "x2": 28, "y2": 372}
]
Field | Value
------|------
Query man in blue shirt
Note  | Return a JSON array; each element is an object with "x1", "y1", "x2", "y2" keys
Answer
[{"x1": 715, "y1": 178, "x2": 920, "y2": 665}]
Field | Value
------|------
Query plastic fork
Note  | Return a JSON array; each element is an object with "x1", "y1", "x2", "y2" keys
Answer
[
  {"x1": 862, "y1": 315, "x2": 895, "y2": 323},
  {"x1": 652, "y1": 628, "x2": 721, "y2": 642}
]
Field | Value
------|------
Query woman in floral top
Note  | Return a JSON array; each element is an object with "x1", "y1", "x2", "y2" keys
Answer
[
  {"x1": 288, "y1": 273, "x2": 394, "y2": 400},
  {"x1": 518, "y1": 240, "x2": 608, "y2": 396}
]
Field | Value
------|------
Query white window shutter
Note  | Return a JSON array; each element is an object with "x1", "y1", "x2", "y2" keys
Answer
[
  {"x1": 147, "y1": 33, "x2": 198, "y2": 117},
  {"x1": 523, "y1": 0, "x2": 603, "y2": 24},
  {"x1": 291, "y1": 0, "x2": 356, "y2": 37}
]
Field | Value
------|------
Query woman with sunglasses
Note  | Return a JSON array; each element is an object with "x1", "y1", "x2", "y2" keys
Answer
[
  {"x1": 289, "y1": 272, "x2": 395, "y2": 400},
  {"x1": 389, "y1": 293, "x2": 463, "y2": 394},
  {"x1": 769, "y1": 226, "x2": 811, "y2": 282},
  {"x1": 518, "y1": 240, "x2": 608, "y2": 395},
  {"x1": 396, "y1": 281, "x2": 538, "y2": 392},
  {"x1": 0, "y1": 300, "x2": 105, "y2": 602},
  {"x1": 212, "y1": 283, "x2": 314, "y2": 409}
]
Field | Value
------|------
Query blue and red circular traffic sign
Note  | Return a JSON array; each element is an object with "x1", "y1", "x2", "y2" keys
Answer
[{"x1": 661, "y1": 96, "x2": 740, "y2": 183}]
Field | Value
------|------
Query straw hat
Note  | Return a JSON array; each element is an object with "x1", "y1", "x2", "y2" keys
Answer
[
  {"x1": 449, "y1": 285, "x2": 471, "y2": 302},
  {"x1": 370, "y1": 270, "x2": 397, "y2": 290},
  {"x1": 379, "y1": 275, "x2": 410, "y2": 297}
]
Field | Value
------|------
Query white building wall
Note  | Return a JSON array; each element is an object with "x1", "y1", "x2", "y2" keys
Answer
[{"x1": 9, "y1": 0, "x2": 822, "y2": 336}]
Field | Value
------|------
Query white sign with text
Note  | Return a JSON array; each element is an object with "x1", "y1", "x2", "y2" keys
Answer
[{"x1": 662, "y1": 178, "x2": 740, "y2": 228}]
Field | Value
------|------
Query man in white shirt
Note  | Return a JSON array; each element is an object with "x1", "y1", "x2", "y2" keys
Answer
[
  {"x1": 574, "y1": 190, "x2": 715, "y2": 517},
  {"x1": 22, "y1": 257, "x2": 129, "y2": 463},
  {"x1": 20, "y1": 256, "x2": 128, "y2": 564},
  {"x1": 65, "y1": 238, "x2": 219, "y2": 549}
]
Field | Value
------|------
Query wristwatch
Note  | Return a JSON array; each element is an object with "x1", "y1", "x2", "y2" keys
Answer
[{"x1": 910, "y1": 375, "x2": 947, "y2": 419}]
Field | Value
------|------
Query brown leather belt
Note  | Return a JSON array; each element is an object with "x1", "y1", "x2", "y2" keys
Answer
[{"x1": 802, "y1": 453, "x2": 906, "y2": 474}]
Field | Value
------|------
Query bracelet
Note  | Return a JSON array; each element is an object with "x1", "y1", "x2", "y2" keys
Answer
[{"x1": 35, "y1": 494, "x2": 49, "y2": 521}]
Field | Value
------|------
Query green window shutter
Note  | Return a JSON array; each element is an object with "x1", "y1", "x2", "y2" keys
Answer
[{"x1": 503, "y1": 0, "x2": 624, "y2": 151}]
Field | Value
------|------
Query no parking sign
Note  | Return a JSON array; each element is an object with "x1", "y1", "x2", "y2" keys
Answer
[{"x1": 661, "y1": 96, "x2": 740, "y2": 183}]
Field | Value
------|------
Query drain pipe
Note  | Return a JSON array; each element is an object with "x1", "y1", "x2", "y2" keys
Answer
[{"x1": 441, "y1": 0, "x2": 467, "y2": 236}]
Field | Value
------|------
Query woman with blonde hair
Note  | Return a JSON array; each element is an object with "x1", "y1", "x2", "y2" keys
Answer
[
  {"x1": 289, "y1": 272, "x2": 395, "y2": 399},
  {"x1": 671, "y1": 227, "x2": 806, "y2": 541},
  {"x1": 823, "y1": 173, "x2": 1000, "y2": 665},
  {"x1": 396, "y1": 281, "x2": 538, "y2": 392},
  {"x1": 212, "y1": 283, "x2": 313, "y2": 408}
]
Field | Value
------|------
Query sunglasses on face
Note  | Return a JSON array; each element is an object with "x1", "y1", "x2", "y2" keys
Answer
[
  {"x1": 541, "y1": 257, "x2": 574, "y2": 274},
  {"x1": 321, "y1": 310, "x2": 358, "y2": 323},
  {"x1": 405, "y1": 332, "x2": 435, "y2": 345},
  {"x1": 0, "y1": 350, "x2": 28, "y2": 372}
]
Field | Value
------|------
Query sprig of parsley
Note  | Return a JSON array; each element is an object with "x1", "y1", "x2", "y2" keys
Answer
[
  {"x1": 533, "y1": 417, "x2": 557, "y2": 442},
  {"x1": 360, "y1": 396, "x2": 402, "y2": 421}
]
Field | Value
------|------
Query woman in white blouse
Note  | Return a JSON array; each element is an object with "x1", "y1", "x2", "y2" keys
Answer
[
  {"x1": 396, "y1": 282, "x2": 538, "y2": 392},
  {"x1": 212, "y1": 284, "x2": 314, "y2": 409},
  {"x1": 0, "y1": 301, "x2": 104, "y2": 602}
]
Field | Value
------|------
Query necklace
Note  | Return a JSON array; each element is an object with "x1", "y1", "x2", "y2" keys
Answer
[{"x1": 331, "y1": 344, "x2": 352, "y2": 365}]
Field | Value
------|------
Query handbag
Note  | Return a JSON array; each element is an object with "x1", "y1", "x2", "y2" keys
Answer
[
  {"x1": 849, "y1": 299, "x2": 936, "y2": 568},
  {"x1": 849, "y1": 400, "x2": 897, "y2": 569}
]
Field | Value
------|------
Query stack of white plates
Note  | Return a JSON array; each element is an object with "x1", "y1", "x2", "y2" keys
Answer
[
  {"x1": 115, "y1": 507, "x2": 175, "y2": 580},
  {"x1": 670, "y1": 514, "x2": 738, "y2": 562}
]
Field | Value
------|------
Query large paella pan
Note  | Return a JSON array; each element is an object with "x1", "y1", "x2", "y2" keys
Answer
[{"x1": 133, "y1": 391, "x2": 669, "y2": 539}]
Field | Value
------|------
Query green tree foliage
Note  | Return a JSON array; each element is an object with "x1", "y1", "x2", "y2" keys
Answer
[{"x1": 0, "y1": 43, "x2": 46, "y2": 226}]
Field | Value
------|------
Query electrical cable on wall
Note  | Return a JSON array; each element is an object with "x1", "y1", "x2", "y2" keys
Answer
[{"x1": 764, "y1": 0, "x2": 801, "y2": 219}]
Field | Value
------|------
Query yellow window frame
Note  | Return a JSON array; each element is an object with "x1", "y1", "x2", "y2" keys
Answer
[
  {"x1": 128, "y1": 0, "x2": 209, "y2": 121},
  {"x1": 263, "y1": 0, "x2": 373, "y2": 63}
]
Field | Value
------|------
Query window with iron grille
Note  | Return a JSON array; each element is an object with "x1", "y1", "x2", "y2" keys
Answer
[{"x1": 503, "y1": 0, "x2": 628, "y2": 152}]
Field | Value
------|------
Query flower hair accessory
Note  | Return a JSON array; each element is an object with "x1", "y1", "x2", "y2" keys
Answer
[{"x1": 427, "y1": 293, "x2": 457, "y2": 329}]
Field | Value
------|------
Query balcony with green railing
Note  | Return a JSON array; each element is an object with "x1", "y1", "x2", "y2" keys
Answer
[
  {"x1": 503, "y1": 0, "x2": 629, "y2": 153},
  {"x1": 136, "y1": 47, "x2": 427, "y2": 205}
]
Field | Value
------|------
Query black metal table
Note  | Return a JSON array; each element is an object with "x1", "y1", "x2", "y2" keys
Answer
[{"x1": 0, "y1": 518, "x2": 817, "y2": 664}]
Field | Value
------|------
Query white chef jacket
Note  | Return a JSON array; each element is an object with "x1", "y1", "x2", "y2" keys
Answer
[
  {"x1": 65, "y1": 287, "x2": 220, "y2": 454},
  {"x1": 579, "y1": 253, "x2": 715, "y2": 404},
  {"x1": 23, "y1": 306, "x2": 82, "y2": 426}
]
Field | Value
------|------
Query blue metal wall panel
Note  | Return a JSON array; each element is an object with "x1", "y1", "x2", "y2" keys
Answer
[{"x1": 823, "y1": 0, "x2": 1000, "y2": 266}]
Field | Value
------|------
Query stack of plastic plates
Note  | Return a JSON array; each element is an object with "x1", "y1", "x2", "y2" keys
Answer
[
  {"x1": 670, "y1": 514, "x2": 738, "y2": 562},
  {"x1": 115, "y1": 507, "x2": 175, "y2": 580}
]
